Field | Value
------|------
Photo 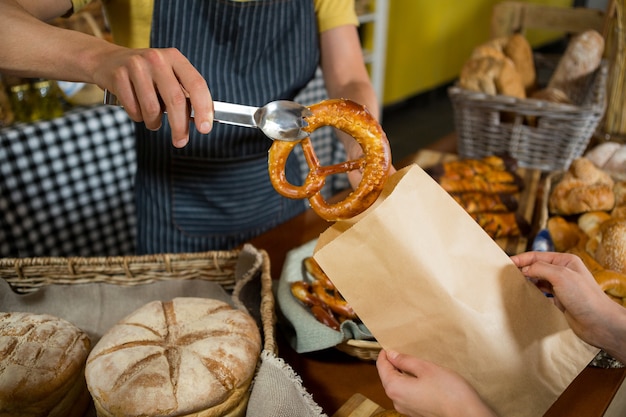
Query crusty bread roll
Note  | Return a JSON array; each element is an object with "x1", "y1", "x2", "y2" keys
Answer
[
  {"x1": 0, "y1": 312, "x2": 91, "y2": 417},
  {"x1": 548, "y1": 29, "x2": 605, "y2": 101},
  {"x1": 549, "y1": 158, "x2": 615, "y2": 215},
  {"x1": 459, "y1": 55, "x2": 526, "y2": 98},
  {"x1": 460, "y1": 34, "x2": 534, "y2": 99},
  {"x1": 594, "y1": 219, "x2": 626, "y2": 274},
  {"x1": 85, "y1": 297, "x2": 262, "y2": 417}
]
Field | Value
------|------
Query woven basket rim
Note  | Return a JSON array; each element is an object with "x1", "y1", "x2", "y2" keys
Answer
[{"x1": 0, "y1": 246, "x2": 277, "y2": 354}]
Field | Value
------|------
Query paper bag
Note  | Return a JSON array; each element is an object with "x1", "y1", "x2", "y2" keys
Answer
[{"x1": 314, "y1": 165, "x2": 599, "y2": 417}]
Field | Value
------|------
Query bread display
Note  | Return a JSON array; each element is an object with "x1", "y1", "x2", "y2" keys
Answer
[
  {"x1": 0, "y1": 312, "x2": 92, "y2": 417},
  {"x1": 545, "y1": 157, "x2": 626, "y2": 306},
  {"x1": 85, "y1": 297, "x2": 262, "y2": 417},
  {"x1": 459, "y1": 30, "x2": 604, "y2": 105}
]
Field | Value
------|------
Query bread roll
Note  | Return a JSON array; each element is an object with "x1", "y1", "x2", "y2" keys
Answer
[
  {"x1": 85, "y1": 297, "x2": 262, "y2": 417},
  {"x1": 549, "y1": 158, "x2": 615, "y2": 215},
  {"x1": 459, "y1": 55, "x2": 526, "y2": 99},
  {"x1": 502, "y1": 33, "x2": 536, "y2": 91},
  {"x1": 594, "y1": 219, "x2": 626, "y2": 274},
  {"x1": 0, "y1": 312, "x2": 91, "y2": 417},
  {"x1": 547, "y1": 216, "x2": 583, "y2": 252},
  {"x1": 548, "y1": 30, "x2": 605, "y2": 101}
]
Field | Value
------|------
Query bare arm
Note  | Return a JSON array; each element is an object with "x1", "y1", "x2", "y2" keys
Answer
[{"x1": 0, "y1": 0, "x2": 213, "y2": 147}]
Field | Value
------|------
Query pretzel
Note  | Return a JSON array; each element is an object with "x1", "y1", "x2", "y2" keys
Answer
[
  {"x1": 290, "y1": 257, "x2": 358, "y2": 330},
  {"x1": 268, "y1": 98, "x2": 391, "y2": 221}
]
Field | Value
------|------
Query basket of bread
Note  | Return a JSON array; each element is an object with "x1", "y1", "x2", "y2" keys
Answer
[
  {"x1": 449, "y1": 4, "x2": 609, "y2": 172},
  {"x1": 0, "y1": 244, "x2": 283, "y2": 416}
]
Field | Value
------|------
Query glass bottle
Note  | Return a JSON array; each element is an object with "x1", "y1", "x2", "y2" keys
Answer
[
  {"x1": 9, "y1": 83, "x2": 33, "y2": 123},
  {"x1": 31, "y1": 79, "x2": 64, "y2": 120}
]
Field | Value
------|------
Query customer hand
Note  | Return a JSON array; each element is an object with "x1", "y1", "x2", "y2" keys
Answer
[
  {"x1": 376, "y1": 350, "x2": 497, "y2": 417},
  {"x1": 511, "y1": 251, "x2": 626, "y2": 363},
  {"x1": 92, "y1": 46, "x2": 213, "y2": 148}
]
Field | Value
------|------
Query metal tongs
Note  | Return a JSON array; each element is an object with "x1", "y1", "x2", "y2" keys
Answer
[{"x1": 103, "y1": 90, "x2": 311, "y2": 141}]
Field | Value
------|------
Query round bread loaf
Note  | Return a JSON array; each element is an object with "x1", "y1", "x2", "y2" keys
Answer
[
  {"x1": 0, "y1": 312, "x2": 91, "y2": 417},
  {"x1": 85, "y1": 297, "x2": 262, "y2": 417}
]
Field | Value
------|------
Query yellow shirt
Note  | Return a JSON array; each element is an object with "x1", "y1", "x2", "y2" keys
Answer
[{"x1": 71, "y1": 0, "x2": 358, "y2": 48}]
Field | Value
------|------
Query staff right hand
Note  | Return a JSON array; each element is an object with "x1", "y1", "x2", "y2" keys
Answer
[{"x1": 92, "y1": 46, "x2": 213, "y2": 148}]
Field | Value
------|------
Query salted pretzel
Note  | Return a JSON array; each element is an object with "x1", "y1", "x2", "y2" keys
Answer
[{"x1": 268, "y1": 98, "x2": 391, "y2": 221}]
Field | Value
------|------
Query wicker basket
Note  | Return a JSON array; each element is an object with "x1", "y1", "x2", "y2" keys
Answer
[
  {"x1": 449, "y1": 54, "x2": 608, "y2": 172},
  {"x1": 0, "y1": 244, "x2": 277, "y2": 355},
  {"x1": 336, "y1": 339, "x2": 381, "y2": 361}
]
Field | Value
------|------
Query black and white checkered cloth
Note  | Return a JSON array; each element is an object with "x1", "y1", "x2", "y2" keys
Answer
[{"x1": 0, "y1": 105, "x2": 137, "y2": 257}]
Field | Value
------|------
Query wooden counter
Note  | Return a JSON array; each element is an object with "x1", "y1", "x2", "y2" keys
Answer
[{"x1": 250, "y1": 136, "x2": 626, "y2": 416}]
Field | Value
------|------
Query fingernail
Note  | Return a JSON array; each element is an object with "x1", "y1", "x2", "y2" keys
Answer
[
  {"x1": 174, "y1": 138, "x2": 188, "y2": 148},
  {"x1": 386, "y1": 350, "x2": 399, "y2": 360},
  {"x1": 200, "y1": 121, "x2": 212, "y2": 133}
]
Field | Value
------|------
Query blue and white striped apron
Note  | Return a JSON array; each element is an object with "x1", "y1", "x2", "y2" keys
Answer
[{"x1": 134, "y1": 0, "x2": 319, "y2": 254}]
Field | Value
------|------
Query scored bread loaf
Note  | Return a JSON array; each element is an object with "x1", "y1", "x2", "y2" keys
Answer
[
  {"x1": 85, "y1": 297, "x2": 262, "y2": 417},
  {"x1": 0, "y1": 312, "x2": 92, "y2": 417}
]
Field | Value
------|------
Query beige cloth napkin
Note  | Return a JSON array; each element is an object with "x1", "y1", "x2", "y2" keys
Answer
[{"x1": 314, "y1": 165, "x2": 599, "y2": 417}]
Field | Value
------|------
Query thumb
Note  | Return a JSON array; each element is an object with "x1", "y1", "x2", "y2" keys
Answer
[{"x1": 385, "y1": 350, "x2": 431, "y2": 377}]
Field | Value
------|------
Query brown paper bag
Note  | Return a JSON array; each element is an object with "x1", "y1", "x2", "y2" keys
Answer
[{"x1": 314, "y1": 165, "x2": 599, "y2": 417}]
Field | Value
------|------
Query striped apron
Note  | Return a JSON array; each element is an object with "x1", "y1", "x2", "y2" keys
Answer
[{"x1": 135, "y1": 0, "x2": 319, "y2": 254}]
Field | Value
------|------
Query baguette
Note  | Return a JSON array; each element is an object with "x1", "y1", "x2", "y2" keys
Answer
[{"x1": 548, "y1": 30, "x2": 605, "y2": 101}]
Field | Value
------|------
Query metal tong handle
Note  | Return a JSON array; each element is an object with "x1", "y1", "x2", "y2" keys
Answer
[{"x1": 103, "y1": 90, "x2": 259, "y2": 129}]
